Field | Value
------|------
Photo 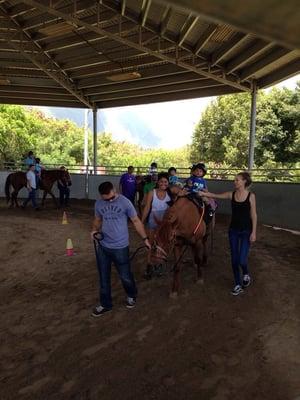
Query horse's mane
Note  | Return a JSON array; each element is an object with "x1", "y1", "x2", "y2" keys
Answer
[{"x1": 42, "y1": 169, "x2": 62, "y2": 175}]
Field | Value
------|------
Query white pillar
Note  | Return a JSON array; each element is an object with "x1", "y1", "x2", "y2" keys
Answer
[
  {"x1": 93, "y1": 108, "x2": 97, "y2": 174},
  {"x1": 248, "y1": 81, "x2": 257, "y2": 171},
  {"x1": 84, "y1": 109, "x2": 89, "y2": 167}
]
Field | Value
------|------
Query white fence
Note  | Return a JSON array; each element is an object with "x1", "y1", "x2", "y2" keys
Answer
[{"x1": 1, "y1": 171, "x2": 300, "y2": 230}]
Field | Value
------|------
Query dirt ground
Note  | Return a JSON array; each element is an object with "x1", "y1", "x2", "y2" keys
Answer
[{"x1": 0, "y1": 199, "x2": 299, "y2": 400}]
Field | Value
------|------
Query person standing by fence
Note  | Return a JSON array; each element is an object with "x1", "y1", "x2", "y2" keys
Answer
[
  {"x1": 22, "y1": 164, "x2": 39, "y2": 210},
  {"x1": 34, "y1": 157, "x2": 44, "y2": 189},
  {"x1": 57, "y1": 166, "x2": 71, "y2": 207},
  {"x1": 119, "y1": 166, "x2": 137, "y2": 205},
  {"x1": 199, "y1": 172, "x2": 257, "y2": 296}
]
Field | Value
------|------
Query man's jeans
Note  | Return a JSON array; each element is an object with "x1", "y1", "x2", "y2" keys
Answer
[
  {"x1": 23, "y1": 188, "x2": 37, "y2": 209},
  {"x1": 96, "y1": 245, "x2": 137, "y2": 309},
  {"x1": 228, "y1": 229, "x2": 251, "y2": 286},
  {"x1": 59, "y1": 187, "x2": 70, "y2": 206}
]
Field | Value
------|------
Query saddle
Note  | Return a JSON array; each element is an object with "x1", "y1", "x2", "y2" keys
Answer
[{"x1": 186, "y1": 193, "x2": 214, "y2": 225}]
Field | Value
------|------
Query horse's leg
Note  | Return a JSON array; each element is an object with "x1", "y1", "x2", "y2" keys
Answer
[
  {"x1": 202, "y1": 235, "x2": 209, "y2": 267},
  {"x1": 11, "y1": 189, "x2": 19, "y2": 208},
  {"x1": 41, "y1": 190, "x2": 47, "y2": 207},
  {"x1": 48, "y1": 190, "x2": 59, "y2": 208},
  {"x1": 14, "y1": 190, "x2": 20, "y2": 207},
  {"x1": 170, "y1": 245, "x2": 182, "y2": 297},
  {"x1": 8, "y1": 190, "x2": 14, "y2": 208},
  {"x1": 194, "y1": 241, "x2": 204, "y2": 284}
]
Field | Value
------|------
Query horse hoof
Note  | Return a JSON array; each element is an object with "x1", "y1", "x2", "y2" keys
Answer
[
  {"x1": 169, "y1": 292, "x2": 178, "y2": 299},
  {"x1": 196, "y1": 279, "x2": 204, "y2": 285}
]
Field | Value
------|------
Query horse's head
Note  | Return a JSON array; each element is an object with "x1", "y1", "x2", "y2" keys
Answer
[
  {"x1": 150, "y1": 209, "x2": 177, "y2": 263},
  {"x1": 60, "y1": 169, "x2": 72, "y2": 186}
]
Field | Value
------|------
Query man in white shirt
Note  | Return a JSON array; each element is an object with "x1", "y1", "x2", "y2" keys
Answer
[{"x1": 22, "y1": 164, "x2": 39, "y2": 210}]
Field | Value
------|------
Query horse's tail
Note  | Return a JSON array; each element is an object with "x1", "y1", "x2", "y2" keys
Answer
[{"x1": 5, "y1": 174, "x2": 11, "y2": 203}]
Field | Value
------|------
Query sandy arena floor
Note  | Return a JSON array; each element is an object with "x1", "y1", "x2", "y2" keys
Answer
[{"x1": 0, "y1": 199, "x2": 299, "y2": 400}]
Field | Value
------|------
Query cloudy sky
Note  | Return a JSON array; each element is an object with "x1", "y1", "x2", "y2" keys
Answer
[{"x1": 36, "y1": 75, "x2": 299, "y2": 149}]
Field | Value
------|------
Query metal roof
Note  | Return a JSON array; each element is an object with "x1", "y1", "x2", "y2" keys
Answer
[{"x1": 0, "y1": 0, "x2": 299, "y2": 109}]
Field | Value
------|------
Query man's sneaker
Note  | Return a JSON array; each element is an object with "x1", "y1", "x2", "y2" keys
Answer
[
  {"x1": 126, "y1": 297, "x2": 136, "y2": 309},
  {"x1": 242, "y1": 274, "x2": 251, "y2": 288},
  {"x1": 231, "y1": 285, "x2": 244, "y2": 296},
  {"x1": 91, "y1": 305, "x2": 111, "y2": 317}
]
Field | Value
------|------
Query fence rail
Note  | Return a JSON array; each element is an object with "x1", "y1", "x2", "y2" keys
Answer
[{"x1": 1, "y1": 162, "x2": 299, "y2": 183}]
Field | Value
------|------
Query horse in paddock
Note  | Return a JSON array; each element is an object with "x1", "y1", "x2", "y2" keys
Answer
[
  {"x1": 5, "y1": 169, "x2": 71, "y2": 208},
  {"x1": 150, "y1": 196, "x2": 212, "y2": 296}
]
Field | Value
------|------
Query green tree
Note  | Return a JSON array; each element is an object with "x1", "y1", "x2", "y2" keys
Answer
[
  {"x1": 190, "y1": 84, "x2": 300, "y2": 167},
  {"x1": 0, "y1": 105, "x2": 38, "y2": 163}
]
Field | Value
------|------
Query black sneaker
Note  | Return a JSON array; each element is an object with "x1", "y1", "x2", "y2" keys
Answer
[
  {"x1": 144, "y1": 264, "x2": 153, "y2": 280},
  {"x1": 242, "y1": 274, "x2": 251, "y2": 288},
  {"x1": 231, "y1": 285, "x2": 244, "y2": 296},
  {"x1": 154, "y1": 264, "x2": 163, "y2": 277},
  {"x1": 126, "y1": 297, "x2": 136, "y2": 309},
  {"x1": 91, "y1": 305, "x2": 112, "y2": 317}
]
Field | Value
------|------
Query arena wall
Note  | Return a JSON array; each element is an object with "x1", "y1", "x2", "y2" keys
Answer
[{"x1": 1, "y1": 171, "x2": 299, "y2": 231}]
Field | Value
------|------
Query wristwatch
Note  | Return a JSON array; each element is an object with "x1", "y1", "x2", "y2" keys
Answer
[{"x1": 142, "y1": 237, "x2": 149, "y2": 241}]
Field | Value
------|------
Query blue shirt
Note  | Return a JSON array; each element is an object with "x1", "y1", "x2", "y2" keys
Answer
[
  {"x1": 95, "y1": 195, "x2": 137, "y2": 249},
  {"x1": 169, "y1": 175, "x2": 179, "y2": 185},
  {"x1": 186, "y1": 176, "x2": 207, "y2": 192},
  {"x1": 35, "y1": 163, "x2": 42, "y2": 174},
  {"x1": 24, "y1": 156, "x2": 35, "y2": 166}
]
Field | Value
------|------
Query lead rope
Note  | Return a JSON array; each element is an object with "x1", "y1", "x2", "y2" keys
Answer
[{"x1": 193, "y1": 204, "x2": 205, "y2": 236}]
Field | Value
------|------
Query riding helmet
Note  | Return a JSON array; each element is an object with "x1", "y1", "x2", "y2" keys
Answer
[{"x1": 191, "y1": 163, "x2": 207, "y2": 175}]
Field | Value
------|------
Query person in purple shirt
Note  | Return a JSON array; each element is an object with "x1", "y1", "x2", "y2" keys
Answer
[{"x1": 119, "y1": 165, "x2": 137, "y2": 205}]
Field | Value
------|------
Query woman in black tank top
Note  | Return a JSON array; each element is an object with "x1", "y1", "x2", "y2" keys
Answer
[{"x1": 198, "y1": 172, "x2": 257, "y2": 296}]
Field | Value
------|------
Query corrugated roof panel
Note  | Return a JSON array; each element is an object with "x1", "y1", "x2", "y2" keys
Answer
[
  {"x1": 184, "y1": 21, "x2": 211, "y2": 45},
  {"x1": 211, "y1": 25, "x2": 235, "y2": 43},
  {"x1": 220, "y1": 34, "x2": 257, "y2": 63},
  {"x1": 126, "y1": 0, "x2": 143, "y2": 14},
  {"x1": 147, "y1": 3, "x2": 167, "y2": 26},
  {"x1": 166, "y1": 9, "x2": 190, "y2": 35},
  {"x1": 254, "y1": 50, "x2": 300, "y2": 79},
  {"x1": 203, "y1": 26, "x2": 237, "y2": 55}
]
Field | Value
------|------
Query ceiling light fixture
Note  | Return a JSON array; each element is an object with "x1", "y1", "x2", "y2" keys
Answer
[
  {"x1": 38, "y1": 22, "x2": 74, "y2": 37},
  {"x1": 0, "y1": 78, "x2": 11, "y2": 85},
  {"x1": 106, "y1": 71, "x2": 142, "y2": 82}
]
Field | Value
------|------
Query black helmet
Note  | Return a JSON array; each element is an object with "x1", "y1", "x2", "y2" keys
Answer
[{"x1": 191, "y1": 163, "x2": 207, "y2": 175}]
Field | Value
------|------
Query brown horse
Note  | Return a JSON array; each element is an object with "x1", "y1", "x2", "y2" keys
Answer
[
  {"x1": 5, "y1": 169, "x2": 71, "y2": 208},
  {"x1": 150, "y1": 196, "x2": 211, "y2": 296}
]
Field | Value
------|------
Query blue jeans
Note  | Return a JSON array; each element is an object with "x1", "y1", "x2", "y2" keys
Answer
[
  {"x1": 228, "y1": 229, "x2": 251, "y2": 286},
  {"x1": 59, "y1": 186, "x2": 70, "y2": 206},
  {"x1": 96, "y1": 245, "x2": 137, "y2": 309},
  {"x1": 23, "y1": 188, "x2": 37, "y2": 208}
]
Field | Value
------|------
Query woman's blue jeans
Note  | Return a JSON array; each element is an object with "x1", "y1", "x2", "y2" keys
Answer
[
  {"x1": 228, "y1": 229, "x2": 251, "y2": 286},
  {"x1": 96, "y1": 245, "x2": 137, "y2": 309}
]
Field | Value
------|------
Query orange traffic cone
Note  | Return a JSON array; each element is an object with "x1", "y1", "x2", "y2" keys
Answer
[
  {"x1": 66, "y1": 238, "x2": 74, "y2": 256},
  {"x1": 62, "y1": 211, "x2": 68, "y2": 225}
]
